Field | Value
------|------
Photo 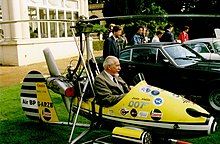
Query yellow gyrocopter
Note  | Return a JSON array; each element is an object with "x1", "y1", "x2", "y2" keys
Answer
[{"x1": 19, "y1": 15, "x2": 218, "y2": 144}]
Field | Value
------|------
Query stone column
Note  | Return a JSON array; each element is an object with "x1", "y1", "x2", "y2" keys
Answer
[
  {"x1": 1, "y1": 0, "x2": 29, "y2": 40},
  {"x1": 84, "y1": 0, "x2": 89, "y2": 18},
  {"x1": 20, "y1": 0, "x2": 30, "y2": 39},
  {"x1": 79, "y1": 0, "x2": 89, "y2": 18}
]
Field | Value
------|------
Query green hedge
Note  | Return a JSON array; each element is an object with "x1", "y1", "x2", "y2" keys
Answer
[{"x1": 93, "y1": 40, "x2": 104, "y2": 51}]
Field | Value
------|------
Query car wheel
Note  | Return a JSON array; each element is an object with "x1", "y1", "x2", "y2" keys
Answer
[{"x1": 209, "y1": 89, "x2": 220, "y2": 111}]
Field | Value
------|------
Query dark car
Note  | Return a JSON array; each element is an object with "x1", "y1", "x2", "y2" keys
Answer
[
  {"x1": 108, "y1": 42, "x2": 220, "y2": 111},
  {"x1": 184, "y1": 38, "x2": 220, "y2": 60}
]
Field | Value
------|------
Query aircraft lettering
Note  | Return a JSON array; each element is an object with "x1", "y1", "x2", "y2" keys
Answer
[
  {"x1": 183, "y1": 99, "x2": 190, "y2": 103},
  {"x1": 132, "y1": 97, "x2": 140, "y2": 100},
  {"x1": 38, "y1": 101, "x2": 53, "y2": 108},
  {"x1": 182, "y1": 97, "x2": 191, "y2": 103},
  {"x1": 23, "y1": 99, "x2": 28, "y2": 104},
  {"x1": 37, "y1": 83, "x2": 45, "y2": 87},
  {"x1": 29, "y1": 100, "x2": 36, "y2": 105},
  {"x1": 141, "y1": 98, "x2": 150, "y2": 101},
  {"x1": 128, "y1": 101, "x2": 148, "y2": 108}
]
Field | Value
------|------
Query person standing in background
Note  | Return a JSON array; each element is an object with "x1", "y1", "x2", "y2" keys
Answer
[
  {"x1": 178, "y1": 26, "x2": 189, "y2": 43},
  {"x1": 143, "y1": 26, "x2": 150, "y2": 43},
  {"x1": 131, "y1": 26, "x2": 144, "y2": 45},
  {"x1": 103, "y1": 25, "x2": 123, "y2": 59},
  {"x1": 160, "y1": 24, "x2": 175, "y2": 42},
  {"x1": 151, "y1": 30, "x2": 163, "y2": 42},
  {"x1": 108, "y1": 23, "x2": 116, "y2": 37}
]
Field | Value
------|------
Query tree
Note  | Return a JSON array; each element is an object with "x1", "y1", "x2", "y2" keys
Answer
[
  {"x1": 103, "y1": 0, "x2": 168, "y2": 41},
  {"x1": 154, "y1": 0, "x2": 220, "y2": 38},
  {"x1": 103, "y1": 0, "x2": 167, "y2": 16}
]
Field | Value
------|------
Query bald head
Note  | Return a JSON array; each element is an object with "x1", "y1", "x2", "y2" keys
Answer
[{"x1": 103, "y1": 56, "x2": 121, "y2": 76}]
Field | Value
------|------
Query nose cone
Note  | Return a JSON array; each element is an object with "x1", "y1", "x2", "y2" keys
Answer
[{"x1": 185, "y1": 108, "x2": 218, "y2": 134}]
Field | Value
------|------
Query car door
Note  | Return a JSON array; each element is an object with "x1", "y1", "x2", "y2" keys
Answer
[
  {"x1": 119, "y1": 47, "x2": 171, "y2": 88},
  {"x1": 119, "y1": 49, "x2": 134, "y2": 84},
  {"x1": 162, "y1": 44, "x2": 208, "y2": 95}
]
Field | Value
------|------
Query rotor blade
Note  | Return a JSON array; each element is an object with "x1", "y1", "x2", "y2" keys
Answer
[
  {"x1": 80, "y1": 14, "x2": 220, "y2": 23},
  {"x1": 0, "y1": 19, "x2": 77, "y2": 24},
  {"x1": 1, "y1": 14, "x2": 220, "y2": 24}
]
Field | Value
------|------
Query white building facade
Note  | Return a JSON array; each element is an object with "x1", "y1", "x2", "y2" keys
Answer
[{"x1": 0, "y1": 0, "x2": 89, "y2": 66}]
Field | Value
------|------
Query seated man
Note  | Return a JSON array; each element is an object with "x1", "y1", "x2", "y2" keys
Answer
[{"x1": 94, "y1": 56, "x2": 130, "y2": 107}]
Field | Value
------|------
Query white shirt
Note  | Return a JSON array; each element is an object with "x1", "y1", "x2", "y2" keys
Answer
[
  {"x1": 104, "y1": 70, "x2": 117, "y2": 83},
  {"x1": 104, "y1": 71, "x2": 123, "y2": 92},
  {"x1": 151, "y1": 35, "x2": 160, "y2": 43}
]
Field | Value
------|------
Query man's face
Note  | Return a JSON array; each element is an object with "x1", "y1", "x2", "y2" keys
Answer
[
  {"x1": 114, "y1": 30, "x2": 122, "y2": 38},
  {"x1": 108, "y1": 59, "x2": 121, "y2": 76},
  {"x1": 137, "y1": 28, "x2": 144, "y2": 35},
  {"x1": 158, "y1": 34, "x2": 163, "y2": 38}
]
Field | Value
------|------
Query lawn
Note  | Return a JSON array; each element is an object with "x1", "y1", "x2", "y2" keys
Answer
[{"x1": 0, "y1": 85, "x2": 219, "y2": 144}]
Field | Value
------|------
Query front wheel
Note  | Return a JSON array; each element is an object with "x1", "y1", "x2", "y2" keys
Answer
[
  {"x1": 209, "y1": 89, "x2": 220, "y2": 111},
  {"x1": 142, "y1": 131, "x2": 152, "y2": 144}
]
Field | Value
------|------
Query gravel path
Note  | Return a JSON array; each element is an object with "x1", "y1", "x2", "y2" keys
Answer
[{"x1": 0, "y1": 51, "x2": 102, "y2": 87}]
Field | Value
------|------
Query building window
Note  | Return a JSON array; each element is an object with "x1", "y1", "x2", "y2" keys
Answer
[
  {"x1": 39, "y1": 8, "x2": 48, "y2": 38},
  {"x1": 28, "y1": 7, "x2": 38, "y2": 38},
  {"x1": 66, "y1": 11, "x2": 73, "y2": 37},
  {"x1": 49, "y1": 9, "x2": 57, "y2": 38},
  {"x1": 58, "y1": 10, "x2": 65, "y2": 37},
  {"x1": 28, "y1": 5, "x2": 78, "y2": 39}
]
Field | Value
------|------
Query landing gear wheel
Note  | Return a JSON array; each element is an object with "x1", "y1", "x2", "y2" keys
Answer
[
  {"x1": 142, "y1": 131, "x2": 152, "y2": 144},
  {"x1": 209, "y1": 89, "x2": 220, "y2": 111}
]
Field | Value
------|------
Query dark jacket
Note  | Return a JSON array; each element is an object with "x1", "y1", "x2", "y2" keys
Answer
[
  {"x1": 103, "y1": 36, "x2": 120, "y2": 59},
  {"x1": 160, "y1": 30, "x2": 175, "y2": 42},
  {"x1": 94, "y1": 71, "x2": 129, "y2": 107}
]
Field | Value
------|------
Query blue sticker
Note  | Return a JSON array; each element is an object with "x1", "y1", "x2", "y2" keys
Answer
[
  {"x1": 151, "y1": 90, "x2": 160, "y2": 96},
  {"x1": 140, "y1": 87, "x2": 151, "y2": 93},
  {"x1": 153, "y1": 97, "x2": 163, "y2": 106}
]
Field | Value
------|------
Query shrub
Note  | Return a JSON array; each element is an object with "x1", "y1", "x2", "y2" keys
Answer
[{"x1": 93, "y1": 40, "x2": 104, "y2": 51}]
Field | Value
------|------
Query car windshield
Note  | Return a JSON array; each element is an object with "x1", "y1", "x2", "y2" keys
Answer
[
  {"x1": 187, "y1": 43, "x2": 210, "y2": 53},
  {"x1": 213, "y1": 41, "x2": 220, "y2": 52},
  {"x1": 164, "y1": 45, "x2": 200, "y2": 66}
]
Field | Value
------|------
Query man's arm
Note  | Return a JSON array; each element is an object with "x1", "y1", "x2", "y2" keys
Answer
[
  {"x1": 103, "y1": 38, "x2": 115, "y2": 59},
  {"x1": 94, "y1": 77, "x2": 125, "y2": 107},
  {"x1": 169, "y1": 32, "x2": 175, "y2": 42},
  {"x1": 103, "y1": 38, "x2": 110, "y2": 59},
  {"x1": 132, "y1": 35, "x2": 140, "y2": 45}
]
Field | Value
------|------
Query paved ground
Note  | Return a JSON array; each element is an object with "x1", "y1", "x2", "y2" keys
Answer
[{"x1": 0, "y1": 51, "x2": 102, "y2": 88}]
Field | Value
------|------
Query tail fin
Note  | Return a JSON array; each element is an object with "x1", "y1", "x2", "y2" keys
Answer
[{"x1": 20, "y1": 71, "x2": 59, "y2": 122}]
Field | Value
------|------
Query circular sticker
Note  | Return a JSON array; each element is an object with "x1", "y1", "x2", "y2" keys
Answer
[
  {"x1": 140, "y1": 87, "x2": 151, "y2": 93},
  {"x1": 150, "y1": 109, "x2": 162, "y2": 121},
  {"x1": 120, "y1": 108, "x2": 129, "y2": 116},
  {"x1": 130, "y1": 109, "x2": 137, "y2": 117},
  {"x1": 42, "y1": 108, "x2": 51, "y2": 121},
  {"x1": 153, "y1": 97, "x2": 164, "y2": 106},
  {"x1": 151, "y1": 90, "x2": 160, "y2": 96}
]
